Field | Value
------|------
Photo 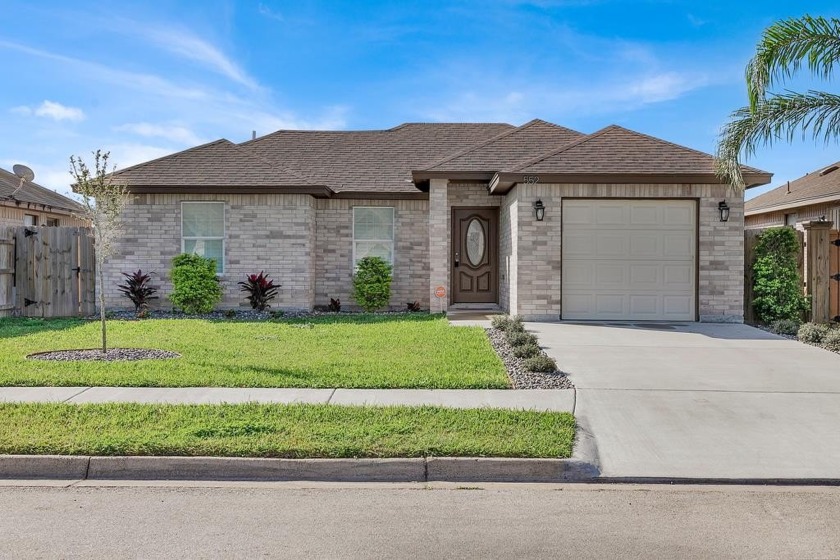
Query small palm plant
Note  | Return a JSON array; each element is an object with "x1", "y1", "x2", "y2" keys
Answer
[
  {"x1": 238, "y1": 271, "x2": 280, "y2": 311},
  {"x1": 117, "y1": 270, "x2": 158, "y2": 317}
]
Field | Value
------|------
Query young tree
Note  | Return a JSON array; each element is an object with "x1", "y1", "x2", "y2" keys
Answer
[
  {"x1": 717, "y1": 16, "x2": 840, "y2": 189},
  {"x1": 70, "y1": 151, "x2": 127, "y2": 353}
]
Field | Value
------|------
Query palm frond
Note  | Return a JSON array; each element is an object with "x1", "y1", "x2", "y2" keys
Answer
[
  {"x1": 746, "y1": 15, "x2": 840, "y2": 109},
  {"x1": 717, "y1": 90, "x2": 840, "y2": 189}
]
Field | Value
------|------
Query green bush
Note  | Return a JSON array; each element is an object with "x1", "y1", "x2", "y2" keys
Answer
[
  {"x1": 821, "y1": 329, "x2": 840, "y2": 353},
  {"x1": 507, "y1": 331, "x2": 538, "y2": 347},
  {"x1": 523, "y1": 354, "x2": 557, "y2": 373},
  {"x1": 752, "y1": 228, "x2": 809, "y2": 323},
  {"x1": 352, "y1": 257, "x2": 392, "y2": 312},
  {"x1": 797, "y1": 322, "x2": 831, "y2": 344},
  {"x1": 490, "y1": 315, "x2": 512, "y2": 330},
  {"x1": 769, "y1": 318, "x2": 801, "y2": 336},
  {"x1": 512, "y1": 343, "x2": 541, "y2": 359},
  {"x1": 169, "y1": 254, "x2": 223, "y2": 314}
]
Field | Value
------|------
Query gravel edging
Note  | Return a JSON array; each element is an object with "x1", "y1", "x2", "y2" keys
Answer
[
  {"x1": 485, "y1": 328, "x2": 573, "y2": 390},
  {"x1": 27, "y1": 348, "x2": 181, "y2": 362}
]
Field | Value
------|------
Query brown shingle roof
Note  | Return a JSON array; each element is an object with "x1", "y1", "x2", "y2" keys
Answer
[
  {"x1": 111, "y1": 139, "x2": 320, "y2": 189},
  {"x1": 421, "y1": 119, "x2": 584, "y2": 172},
  {"x1": 0, "y1": 167, "x2": 84, "y2": 213},
  {"x1": 513, "y1": 125, "x2": 767, "y2": 177},
  {"x1": 745, "y1": 161, "x2": 840, "y2": 214},
  {"x1": 239, "y1": 123, "x2": 514, "y2": 194}
]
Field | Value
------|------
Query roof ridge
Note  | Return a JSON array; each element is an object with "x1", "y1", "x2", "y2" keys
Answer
[
  {"x1": 420, "y1": 119, "x2": 544, "y2": 170},
  {"x1": 509, "y1": 125, "x2": 616, "y2": 172},
  {"x1": 746, "y1": 158, "x2": 840, "y2": 210}
]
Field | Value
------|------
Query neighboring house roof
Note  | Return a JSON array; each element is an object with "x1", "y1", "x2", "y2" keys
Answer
[
  {"x1": 745, "y1": 161, "x2": 840, "y2": 215},
  {"x1": 111, "y1": 139, "x2": 331, "y2": 196},
  {"x1": 110, "y1": 120, "x2": 772, "y2": 197},
  {"x1": 0, "y1": 167, "x2": 84, "y2": 213}
]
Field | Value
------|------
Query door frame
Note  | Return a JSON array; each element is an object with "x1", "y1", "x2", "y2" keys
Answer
[{"x1": 450, "y1": 206, "x2": 500, "y2": 305}]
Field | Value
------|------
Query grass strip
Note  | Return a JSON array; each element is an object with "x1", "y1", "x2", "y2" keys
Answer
[
  {"x1": 0, "y1": 315, "x2": 509, "y2": 389},
  {"x1": 0, "y1": 403, "x2": 574, "y2": 458}
]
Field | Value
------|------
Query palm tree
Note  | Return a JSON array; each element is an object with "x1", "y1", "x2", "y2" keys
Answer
[{"x1": 717, "y1": 15, "x2": 840, "y2": 189}]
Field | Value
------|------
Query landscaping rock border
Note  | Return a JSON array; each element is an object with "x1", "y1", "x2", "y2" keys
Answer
[
  {"x1": 27, "y1": 348, "x2": 181, "y2": 362},
  {"x1": 486, "y1": 328, "x2": 573, "y2": 390}
]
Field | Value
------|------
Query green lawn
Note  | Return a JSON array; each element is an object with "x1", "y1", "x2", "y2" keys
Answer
[
  {"x1": 0, "y1": 403, "x2": 575, "y2": 458},
  {"x1": 0, "y1": 315, "x2": 509, "y2": 389}
]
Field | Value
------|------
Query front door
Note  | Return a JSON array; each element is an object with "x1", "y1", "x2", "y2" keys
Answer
[{"x1": 452, "y1": 207, "x2": 498, "y2": 304}]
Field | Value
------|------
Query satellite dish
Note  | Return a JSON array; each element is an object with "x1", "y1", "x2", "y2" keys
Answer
[{"x1": 12, "y1": 164, "x2": 35, "y2": 182}]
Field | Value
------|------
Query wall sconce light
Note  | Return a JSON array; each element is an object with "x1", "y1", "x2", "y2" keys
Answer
[
  {"x1": 533, "y1": 199, "x2": 545, "y2": 221},
  {"x1": 718, "y1": 200, "x2": 730, "y2": 222}
]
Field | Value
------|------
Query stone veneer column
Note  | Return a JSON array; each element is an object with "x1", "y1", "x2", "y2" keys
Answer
[{"x1": 428, "y1": 178, "x2": 449, "y2": 312}]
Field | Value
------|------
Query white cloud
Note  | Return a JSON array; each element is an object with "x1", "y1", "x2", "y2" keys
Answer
[
  {"x1": 626, "y1": 72, "x2": 708, "y2": 104},
  {"x1": 108, "y1": 144, "x2": 177, "y2": 170},
  {"x1": 11, "y1": 100, "x2": 85, "y2": 122},
  {"x1": 115, "y1": 123, "x2": 204, "y2": 146},
  {"x1": 118, "y1": 22, "x2": 259, "y2": 90},
  {"x1": 258, "y1": 4, "x2": 285, "y2": 22}
]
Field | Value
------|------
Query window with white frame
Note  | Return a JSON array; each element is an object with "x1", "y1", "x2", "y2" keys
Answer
[
  {"x1": 182, "y1": 202, "x2": 225, "y2": 273},
  {"x1": 23, "y1": 214, "x2": 37, "y2": 226},
  {"x1": 353, "y1": 207, "x2": 394, "y2": 267}
]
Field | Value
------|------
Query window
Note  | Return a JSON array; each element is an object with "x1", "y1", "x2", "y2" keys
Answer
[
  {"x1": 353, "y1": 207, "x2": 394, "y2": 267},
  {"x1": 181, "y1": 202, "x2": 225, "y2": 273},
  {"x1": 785, "y1": 213, "x2": 798, "y2": 227},
  {"x1": 23, "y1": 214, "x2": 37, "y2": 226},
  {"x1": 46, "y1": 218, "x2": 59, "y2": 227}
]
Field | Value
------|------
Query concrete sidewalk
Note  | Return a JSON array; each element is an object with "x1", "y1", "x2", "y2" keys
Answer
[{"x1": 0, "y1": 386, "x2": 574, "y2": 412}]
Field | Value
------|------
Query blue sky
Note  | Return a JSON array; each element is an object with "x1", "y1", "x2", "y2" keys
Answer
[{"x1": 2, "y1": 1, "x2": 839, "y2": 199}]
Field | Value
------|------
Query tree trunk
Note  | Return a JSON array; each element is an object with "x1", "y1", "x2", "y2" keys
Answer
[{"x1": 99, "y1": 251, "x2": 107, "y2": 354}]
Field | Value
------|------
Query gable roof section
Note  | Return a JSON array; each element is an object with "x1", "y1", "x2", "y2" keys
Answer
[
  {"x1": 241, "y1": 122, "x2": 514, "y2": 195},
  {"x1": 487, "y1": 125, "x2": 771, "y2": 193},
  {"x1": 419, "y1": 119, "x2": 584, "y2": 173},
  {"x1": 110, "y1": 139, "x2": 331, "y2": 195},
  {"x1": 746, "y1": 161, "x2": 840, "y2": 215},
  {"x1": 0, "y1": 167, "x2": 84, "y2": 213}
]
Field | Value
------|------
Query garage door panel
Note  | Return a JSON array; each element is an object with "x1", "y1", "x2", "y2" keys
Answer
[{"x1": 562, "y1": 199, "x2": 696, "y2": 321}]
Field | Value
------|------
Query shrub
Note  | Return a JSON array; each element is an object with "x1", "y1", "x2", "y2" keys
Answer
[
  {"x1": 224, "y1": 309, "x2": 237, "y2": 318},
  {"x1": 507, "y1": 331, "x2": 538, "y2": 347},
  {"x1": 822, "y1": 329, "x2": 840, "y2": 353},
  {"x1": 752, "y1": 228, "x2": 809, "y2": 323},
  {"x1": 328, "y1": 298, "x2": 341, "y2": 312},
  {"x1": 797, "y1": 322, "x2": 831, "y2": 344},
  {"x1": 116, "y1": 270, "x2": 157, "y2": 315},
  {"x1": 769, "y1": 318, "x2": 801, "y2": 336},
  {"x1": 238, "y1": 271, "x2": 279, "y2": 311},
  {"x1": 352, "y1": 257, "x2": 392, "y2": 312},
  {"x1": 406, "y1": 301, "x2": 422, "y2": 312},
  {"x1": 513, "y1": 343, "x2": 541, "y2": 359},
  {"x1": 490, "y1": 315, "x2": 513, "y2": 330},
  {"x1": 169, "y1": 254, "x2": 223, "y2": 314},
  {"x1": 523, "y1": 354, "x2": 558, "y2": 373}
]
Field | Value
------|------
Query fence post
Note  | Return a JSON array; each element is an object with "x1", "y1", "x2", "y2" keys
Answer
[{"x1": 803, "y1": 220, "x2": 834, "y2": 323}]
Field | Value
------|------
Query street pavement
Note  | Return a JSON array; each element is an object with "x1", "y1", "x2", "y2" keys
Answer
[
  {"x1": 1, "y1": 482, "x2": 839, "y2": 559},
  {"x1": 530, "y1": 321, "x2": 840, "y2": 479}
]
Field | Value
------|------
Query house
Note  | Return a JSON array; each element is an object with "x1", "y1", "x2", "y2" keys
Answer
[
  {"x1": 0, "y1": 167, "x2": 86, "y2": 227},
  {"x1": 745, "y1": 161, "x2": 840, "y2": 322},
  {"x1": 105, "y1": 119, "x2": 771, "y2": 322}
]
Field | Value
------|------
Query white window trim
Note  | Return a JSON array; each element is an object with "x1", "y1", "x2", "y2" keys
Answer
[
  {"x1": 352, "y1": 206, "x2": 395, "y2": 268},
  {"x1": 181, "y1": 201, "x2": 226, "y2": 274}
]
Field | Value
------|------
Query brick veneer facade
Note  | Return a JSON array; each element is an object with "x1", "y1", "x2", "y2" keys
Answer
[{"x1": 108, "y1": 182, "x2": 745, "y2": 322}]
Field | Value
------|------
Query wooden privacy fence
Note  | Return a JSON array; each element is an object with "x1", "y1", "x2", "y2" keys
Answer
[{"x1": 0, "y1": 226, "x2": 95, "y2": 318}]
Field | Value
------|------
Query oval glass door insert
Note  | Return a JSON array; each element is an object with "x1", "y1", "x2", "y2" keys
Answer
[{"x1": 466, "y1": 218, "x2": 486, "y2": 266}]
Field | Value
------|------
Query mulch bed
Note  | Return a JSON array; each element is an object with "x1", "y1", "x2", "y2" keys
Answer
[
  {"x1": 485, "y1": 328, "x2": 573, "y2": 390},
  {"x1": 27, "y1": 348, "x2": 181, "y2": 362}
]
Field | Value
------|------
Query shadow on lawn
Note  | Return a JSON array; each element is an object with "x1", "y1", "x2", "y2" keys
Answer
[{"x1": 0, "y1": 317, "x2": 88, "y2": 339}]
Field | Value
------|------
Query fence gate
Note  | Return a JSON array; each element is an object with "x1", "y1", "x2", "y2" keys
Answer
[
  {"x1": 0, "y1": 235, "x2": 12, "y2": 317},
  {"x1": 832, "y1": 232, "x2": 840, "y2": 322},
  {"x1": 4, "y1": 226, "x2": 95, "y2": 318}
]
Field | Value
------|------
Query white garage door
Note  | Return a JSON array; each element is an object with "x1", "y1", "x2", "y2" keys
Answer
[{"x1": 562, "y1": 199, "x2": 696, "y2": 321}]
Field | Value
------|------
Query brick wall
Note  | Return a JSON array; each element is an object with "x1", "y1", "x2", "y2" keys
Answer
[
  {"x1": 105, "y1": 193, "x2": 316, "y2": 311},
  {"x1": 314, "y1": 198, "x2": 429, "y2": 310}
]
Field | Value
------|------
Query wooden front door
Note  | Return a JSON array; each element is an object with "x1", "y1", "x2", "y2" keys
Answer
[{"x1": 452, "y1": 208, "x2": 498, "y2": 304}]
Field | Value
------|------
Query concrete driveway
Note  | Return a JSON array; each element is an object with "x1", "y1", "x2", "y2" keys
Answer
[{"x1": 528, "y1": 322, "x2": 840, "y2": 480}]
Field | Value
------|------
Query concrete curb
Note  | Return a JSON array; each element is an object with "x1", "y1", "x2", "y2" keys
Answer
[{"x1": 0, "y1": 455, "x2": 593, "y2": 483}]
